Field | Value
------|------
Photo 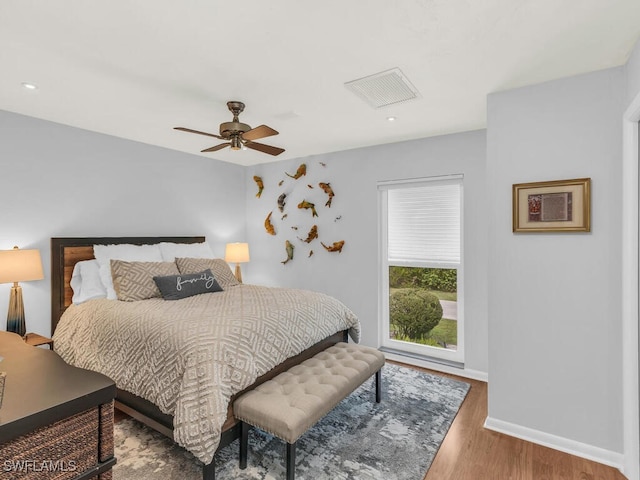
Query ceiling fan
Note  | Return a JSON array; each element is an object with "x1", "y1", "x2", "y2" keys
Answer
[{"x1": 174, "y1": 101, "x2": 285, "y2": 156}]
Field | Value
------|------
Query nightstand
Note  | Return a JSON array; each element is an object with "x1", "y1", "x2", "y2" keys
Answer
[
  {"x1": 0, "y1": 331, "x2": 116, "y2": 478},
  {"x1": 24, "y1": 332, "x2": 54, "y2": 349}
]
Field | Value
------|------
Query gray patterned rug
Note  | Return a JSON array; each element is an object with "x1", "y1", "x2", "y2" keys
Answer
[{"x1": 113, "y1": 364, "x2": 470, "y2": 480}]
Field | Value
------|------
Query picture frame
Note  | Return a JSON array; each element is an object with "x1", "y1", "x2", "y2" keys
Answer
[{"x1": 512, "y1": 178, "x2": 591, "y2": 232}]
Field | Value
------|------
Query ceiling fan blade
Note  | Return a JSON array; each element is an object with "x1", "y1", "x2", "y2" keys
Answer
[
  {"x1": 242, "y1": 124, "x2": 279, "y2": 141},
  {"x1": 245, "y1": 141, "x2": 285, "y2": 156},
  {"x1": 175, "y1": 127, "x2": 224, "y2": 140},
  {"x1": 201, "y1": 143, "x2": 231, "y2": 153}
]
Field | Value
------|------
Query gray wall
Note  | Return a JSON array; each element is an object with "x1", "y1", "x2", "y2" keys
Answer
[
  {"x1": 486, "y1": 67, "x2": 624, "y2": 453},
  {"x1": 244, "y1": 130, "x2": 489, "y2": 375},
  {"x1": 626, "y1": 39, "x2": 640, "y2": 105},
  {"x1": 0, "y1": 110, "x2": 246, "y2": 337},
  {"x1": 623, "y1": 37, "x2": 640, "y2": 480}
]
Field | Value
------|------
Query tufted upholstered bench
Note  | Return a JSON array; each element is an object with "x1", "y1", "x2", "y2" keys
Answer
[{"x1": 234, "y1": 342, "x2": 385, "y2": 480}]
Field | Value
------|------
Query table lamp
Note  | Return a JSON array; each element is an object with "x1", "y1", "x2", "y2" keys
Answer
[
  {"x1": 224, "y1": 243, "x2": 250, "y2": 283},
  {"x1": 0, "y1": 246, "x2": 44, "y2": 337}
]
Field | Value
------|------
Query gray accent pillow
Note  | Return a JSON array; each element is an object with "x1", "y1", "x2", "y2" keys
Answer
[{"x1": 153, "y1": 269, "x2": 222, "y2": 300}]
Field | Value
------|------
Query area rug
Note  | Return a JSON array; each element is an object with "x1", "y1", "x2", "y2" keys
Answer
[{"x1": 113, "y1": 364, "x2": 470, "y2": 480}]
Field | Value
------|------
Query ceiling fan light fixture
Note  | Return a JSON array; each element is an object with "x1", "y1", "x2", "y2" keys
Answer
[{"x1": 230, "y1": 136, "x2": 242, "y2": 151}]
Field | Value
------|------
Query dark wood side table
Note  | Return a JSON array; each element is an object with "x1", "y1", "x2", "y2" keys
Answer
[
  {"x1": 0, "y1": 331, "x2": 116, "y2": 479},
  {"x1": 24, "y1": 332, "x2": 54, "y2": 349}
]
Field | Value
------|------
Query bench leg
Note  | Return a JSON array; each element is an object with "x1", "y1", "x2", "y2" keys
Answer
[
  {"x1": 375, "y1": 369, "x2": 382, "y2": 403},
  {"x1": 240, "y1": 421, "x2": 249, "y2": 469},
  {"x1": 286, "y1": 441, "x2": 296, "y2": 480},
  {"x1": 203, "y1": 460, "x2": 215, "y2": 480}
]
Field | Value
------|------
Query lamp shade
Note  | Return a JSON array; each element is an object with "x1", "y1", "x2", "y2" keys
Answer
[
  {"x1": 0, "y1": 247, "x2": 44, "y2": 284},
  {"x1": 225, "y1": 243, "x2": 250, "y2": 264}
]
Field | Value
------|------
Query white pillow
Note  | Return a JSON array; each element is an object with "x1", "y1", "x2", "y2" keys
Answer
[
  {"x1": 70, "y1": 259, "x2": 107, "y2": 304},
  {"x1": 158, "y1": 241, "x2": 214, "y2": 261},
  {"x1": 93, "y1": 244, "x2": 164, "y2": 300}
]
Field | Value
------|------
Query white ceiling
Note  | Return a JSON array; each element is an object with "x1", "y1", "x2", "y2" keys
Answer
[{"x1": 1, "y1": 1, "x2": 639, "y2": 166}]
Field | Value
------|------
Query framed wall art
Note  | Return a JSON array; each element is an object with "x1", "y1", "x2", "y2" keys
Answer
[{"x1": 512, "y1": 178, "x2": 591, "y2": 232}]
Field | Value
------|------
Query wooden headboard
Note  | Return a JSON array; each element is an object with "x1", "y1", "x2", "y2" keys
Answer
[{"x1": 50, "y1": 236, "x2": 206, "y2": 334}]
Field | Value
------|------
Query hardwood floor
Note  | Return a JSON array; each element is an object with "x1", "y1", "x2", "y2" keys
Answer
[{"x1": 399, "y1": 361, "x2": 628, "y2": 480}]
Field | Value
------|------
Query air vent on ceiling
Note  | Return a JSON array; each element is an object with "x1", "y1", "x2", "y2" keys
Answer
[{"x1": 344, "y1": 68, "x2": 420, "y2": 109}]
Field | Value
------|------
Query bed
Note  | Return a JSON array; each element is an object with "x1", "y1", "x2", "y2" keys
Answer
[{"x1": 50, "y1": 236, "x2": 360, "y2": 479}]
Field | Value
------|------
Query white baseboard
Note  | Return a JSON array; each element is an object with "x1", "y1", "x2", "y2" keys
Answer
[
  {"x1": 383, "y1": 351, "x2": 488, "y2": 382},
  {"x1": 484, "y1": 416, "x2": 624, "y2": 471}
]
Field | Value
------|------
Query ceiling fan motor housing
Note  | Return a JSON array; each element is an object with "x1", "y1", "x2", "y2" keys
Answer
[{"x1": 219, "y1": 121, "x2": 251, "y2": 138}]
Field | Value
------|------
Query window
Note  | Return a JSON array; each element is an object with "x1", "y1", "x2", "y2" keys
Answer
[{"x1": 379, "y1": 175, "x2": 464, "y2": 365}]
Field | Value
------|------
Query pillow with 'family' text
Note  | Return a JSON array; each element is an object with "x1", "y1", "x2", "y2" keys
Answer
[{"x1": 153, "y1": 269, "x2": 222, "y2": 300}]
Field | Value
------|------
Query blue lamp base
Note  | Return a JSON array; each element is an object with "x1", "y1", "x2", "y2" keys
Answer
[{"x1": 6, "y1": 283, "x2": 26, "y2": 338}]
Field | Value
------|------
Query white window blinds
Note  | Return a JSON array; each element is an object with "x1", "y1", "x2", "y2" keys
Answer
[{"x1": 387, "y1": 180, "x2": 461, "y2": 266}]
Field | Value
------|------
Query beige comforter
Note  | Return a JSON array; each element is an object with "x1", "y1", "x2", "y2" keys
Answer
[{"x1": 53, "y1": 284, "x2": 360, "y2": 464}]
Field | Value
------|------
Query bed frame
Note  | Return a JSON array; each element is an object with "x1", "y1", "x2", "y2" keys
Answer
[{"x1": 50, "y1": 236, "x2": 348, "y2": 480}]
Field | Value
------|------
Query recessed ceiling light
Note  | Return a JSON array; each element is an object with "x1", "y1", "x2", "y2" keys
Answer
[
  {"x1": 387, "y1": 116, "x2": 397, "y2": 122},
  {"x1": 21, "y1": 82, "x2": 38, "y2": 90}
]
